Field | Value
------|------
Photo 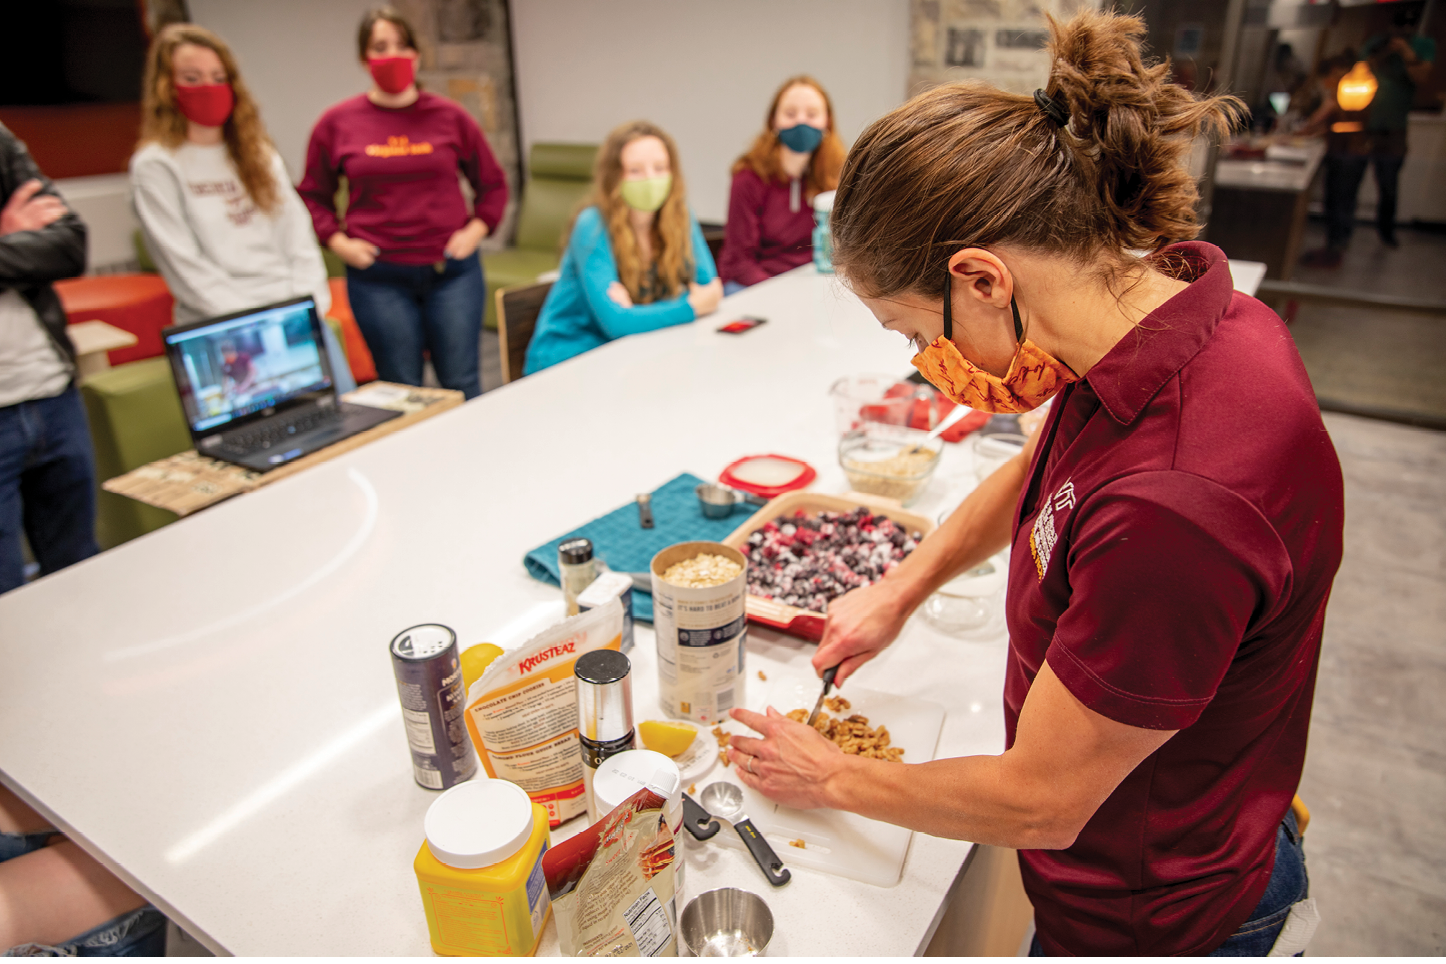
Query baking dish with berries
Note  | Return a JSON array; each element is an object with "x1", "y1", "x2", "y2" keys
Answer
[{"x1": 721, "y1": 491, "x2": 935, "y2": 641}]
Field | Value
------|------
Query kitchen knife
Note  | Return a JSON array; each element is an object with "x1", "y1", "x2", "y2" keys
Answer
[{"x1": 806, "y1": 665, "x2": 841, "y2": 727}]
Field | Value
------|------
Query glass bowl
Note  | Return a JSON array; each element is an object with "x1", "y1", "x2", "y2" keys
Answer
[
  {"x1": 829, "y1": 373, "x2": 936, "y2": 436},
  {"x1": 837, "y1": 426, "x2": 942, "y2": 506},
  {"x1": 921, "y1": 555, "x2": 1007, "y2": 639}
]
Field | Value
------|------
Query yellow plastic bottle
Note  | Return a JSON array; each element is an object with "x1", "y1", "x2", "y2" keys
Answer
[{"x1": 414, "y1": 780, "x2": 552, "y2": 956}]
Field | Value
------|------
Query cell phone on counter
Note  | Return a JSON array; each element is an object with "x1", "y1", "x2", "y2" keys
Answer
[{"x1": 718, "y1": 316, "x2": 767, "y2": 334}]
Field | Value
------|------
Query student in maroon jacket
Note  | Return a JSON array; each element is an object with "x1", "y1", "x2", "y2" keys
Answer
[
  {"x1": 723, "y1": 11, "x2": 1343, "y2": 958},
  {"x1": 298, "y1": 6, "x2": 507, "y2": 399},
  {"x1": 718, "y1": 76, "x2": 845, "y2": 294}
]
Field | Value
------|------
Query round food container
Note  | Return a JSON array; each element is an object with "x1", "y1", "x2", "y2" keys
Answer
[
  {"x1": 651, "y1": 541, "x2": 748, "y2": 725},
  {"x1": 594, "y1": 749, "x2": 685, "y2": 890},
  {"x1": 838, "y1": 425, "x2": 943, "y2": 507},
  {"x1": 828, "y1": 373, "x2": 930, "y2": 436},
  {"x1": 680, "y1": 887, "x2": 774, "y2": 957}
]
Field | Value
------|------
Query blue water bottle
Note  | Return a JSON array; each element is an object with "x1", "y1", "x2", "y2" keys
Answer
[{"x1": 812, "y1": 190, "x2": 836, "y2": 273}]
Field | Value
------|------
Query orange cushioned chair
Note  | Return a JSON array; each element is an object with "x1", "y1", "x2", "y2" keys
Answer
[
  {"x1": 53, "y1": 274, "x2": 174, "y2": 366},
  {"x1": 326, "y1": 277, "x2": 377, "y2": 384}
]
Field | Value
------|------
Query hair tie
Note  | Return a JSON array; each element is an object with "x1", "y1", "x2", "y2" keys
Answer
[{"x1": 1033, "y1": 89, "x2": 1068, "y2": 128}]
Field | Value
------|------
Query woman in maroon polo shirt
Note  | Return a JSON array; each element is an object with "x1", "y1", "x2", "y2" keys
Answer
[
  {"x1": 298, "y1": 6, "x2": 508, "y2": 399},
  {"x1": 725, "y1": 11, "x2": 1343, "y2": 957},
  {"x1": 718, "y1": 76, "x2": 846, "y2": 293}
]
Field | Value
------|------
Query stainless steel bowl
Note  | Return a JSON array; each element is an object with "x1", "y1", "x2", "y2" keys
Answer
[{"x1": 680, "y1": 887, "x2": 774, "y2": 957}]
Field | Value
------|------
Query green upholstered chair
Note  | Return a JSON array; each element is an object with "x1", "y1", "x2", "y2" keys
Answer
[
  {"x1": 482, "y1": 142, "x2": 597, "y2": 330},
  {"x1": 81, "y1": 358, "x2": 189, "y2": 549}
]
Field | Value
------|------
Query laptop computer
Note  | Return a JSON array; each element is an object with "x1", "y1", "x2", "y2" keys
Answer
[{"x1": 163, "y1": 295, "x2": 400, "y2": 473}]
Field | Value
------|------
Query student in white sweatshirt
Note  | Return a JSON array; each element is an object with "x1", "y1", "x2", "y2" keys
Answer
[{"x1": 130, "y1": 23, "x2": 353, "y2": 391}]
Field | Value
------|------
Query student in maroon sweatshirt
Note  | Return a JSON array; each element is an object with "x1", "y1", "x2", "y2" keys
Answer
[
  {"x1": 718, "y1": 76, "x2": 846, "y2": 293},
  {"x1": 298, "y1": 6, "x2": 507, "y2": 399}
]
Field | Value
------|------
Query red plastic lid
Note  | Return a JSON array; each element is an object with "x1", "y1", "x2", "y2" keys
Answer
[{"x1": 718, "y1": 454, "x2": 816, "y2": 499}]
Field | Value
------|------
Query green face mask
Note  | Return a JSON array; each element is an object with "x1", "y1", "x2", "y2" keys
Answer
[{"x1": 620, "y1": 174, "x2": 672, "y2": 212}]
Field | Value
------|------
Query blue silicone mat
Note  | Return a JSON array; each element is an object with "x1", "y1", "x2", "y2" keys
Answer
[{"x1": 523, "y1": 473, "x2": 747, "y2": 622}]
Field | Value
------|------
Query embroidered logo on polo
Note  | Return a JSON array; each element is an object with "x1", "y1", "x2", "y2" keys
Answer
[
  {"x1": 365, "y1": 135, "x2": 434, "y2": 158},
  {"x1": 1029, "y1": 479, "x2": 1076, "y2": 579}
]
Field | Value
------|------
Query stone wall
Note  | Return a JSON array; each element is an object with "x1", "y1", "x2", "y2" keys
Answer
[
  {"x1": 909, "y1": 0, "x2": 1100, "y2": 97},
  {"x1": 392, "y1": 0, "x2": 521, "y2": 250}
]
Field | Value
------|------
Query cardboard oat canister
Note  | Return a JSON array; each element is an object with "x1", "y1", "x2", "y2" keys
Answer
[{"x1": 651, "y1": 541, "x2": 748, "y2": 725}]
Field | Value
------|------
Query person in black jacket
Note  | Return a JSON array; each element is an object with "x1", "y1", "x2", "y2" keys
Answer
[{"x1": 0, "y1": 120, "x2": 98, "y2": 595}]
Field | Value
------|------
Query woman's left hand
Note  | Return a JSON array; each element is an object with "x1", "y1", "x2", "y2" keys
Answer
[
  {"x1": 607, "y1": 282, "x2": 634, "y2": 308},
  {"x1": 727, "y1": 707, "x2": 849, "y2": 810},
  {"x1": 444, "y1": 219, "x2": 488, "y2": 260}
]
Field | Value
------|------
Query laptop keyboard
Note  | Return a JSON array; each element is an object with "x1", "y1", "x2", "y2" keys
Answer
[{"x1": 222, "y1": 406, "x2": 342, "y2": 453}]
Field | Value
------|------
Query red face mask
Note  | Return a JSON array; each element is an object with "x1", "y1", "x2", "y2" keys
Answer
[
  {"x1": 173, "y1": 83, "x2": 234, "y2": 128},
  {"x1": 368, "y1": 56, "x2": 416, "y2": 95}
]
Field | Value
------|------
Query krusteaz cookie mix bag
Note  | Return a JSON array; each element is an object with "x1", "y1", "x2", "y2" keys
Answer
[{"x1": 463, "y1": 599, "x2": 624, "y2": 826}]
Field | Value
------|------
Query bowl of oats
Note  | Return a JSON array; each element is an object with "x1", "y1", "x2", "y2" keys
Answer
[{"x1": 837, "y1": 426, "x2": 942, "y2": 506}]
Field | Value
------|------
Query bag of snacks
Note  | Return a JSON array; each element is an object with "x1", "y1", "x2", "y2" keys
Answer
[
  {"x1": 463, "y1": 599, "x2": 624, "y2": 826},
  {"x1": 543, "y1": 787, "x2": 678, "y2": 957}
]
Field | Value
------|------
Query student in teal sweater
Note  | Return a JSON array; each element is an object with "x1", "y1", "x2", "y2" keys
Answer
[{"x1": 525, "y1": 121, "x2": 722, "y2": 374}]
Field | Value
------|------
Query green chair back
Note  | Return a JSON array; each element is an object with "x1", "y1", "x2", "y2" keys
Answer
[
  {"x1": 513, "y1": 143, "x2": 598, "y2": 253},
  {"x1": 81, "y1": 358, "x2": 191, "y2": 549}
]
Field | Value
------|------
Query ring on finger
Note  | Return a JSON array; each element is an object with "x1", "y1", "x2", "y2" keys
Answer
[{"x1": 747, "y1": 756, "x2": 755, "y2": 774}]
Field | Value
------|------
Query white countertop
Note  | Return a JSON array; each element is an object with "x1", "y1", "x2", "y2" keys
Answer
[
  {"x1": 1214, "y1": 139, "x2": 1326, "y2": 194},
  {"x1": 0, "y1": 263, "x2": 1266, "y2": 956},
  {"x1": 0, "y1": 269, "x2": 1007, "y2": 956}
]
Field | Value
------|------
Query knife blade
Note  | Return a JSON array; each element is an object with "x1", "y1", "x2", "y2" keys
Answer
[{"x1": 806, "y1": 665, "x2": 840, "y2": 727}]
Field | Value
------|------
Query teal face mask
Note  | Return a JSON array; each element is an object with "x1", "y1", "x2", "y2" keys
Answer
[{"x1": 620, "y1": 174, "x2": 672, "y2": 212}]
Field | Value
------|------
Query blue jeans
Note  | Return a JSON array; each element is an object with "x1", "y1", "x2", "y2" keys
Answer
[
  {"x1": 346, "y1": 255, "x2": 484, "y2": 399},
  {"x1": 1030, "y1": 811, "x2": 1308, "y2": 956},
  {"x1": 1370, "y1": 152, "x2": 1405, "y2": 243},
  {"x1": 0, "y1": 386, "x2": 100, "y2": 595},
  {"x1": 1, "y1": 832, "x2": 167, "y2": 957},
  {"x1": 1323, "y1": 140, "x2": 1408, "y2": 250},
  {"x1": 3, "y1": 908, "x2": 167, "y2": 957},
  {"x1": 1324, "y1": 153, "x2": 1369, "y2": 250}
]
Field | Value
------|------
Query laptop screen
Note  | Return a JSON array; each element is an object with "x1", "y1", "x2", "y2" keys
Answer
[{"x1": 164, "y1": 297, "x2": 332, "y2": 433}]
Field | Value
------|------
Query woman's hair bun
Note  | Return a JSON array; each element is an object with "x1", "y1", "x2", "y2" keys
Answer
[
  {"x1": 1043, "y1": 11, "x2": 1245, "y2": 249},
  {"x1": 829, "y1": 10, "x2": 1245, "y2": 299}
]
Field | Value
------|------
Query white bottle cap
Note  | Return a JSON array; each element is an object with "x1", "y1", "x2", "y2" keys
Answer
[
  {"x1": 424, "y1": 780, "x2": 534, "y2": 870},
  {"x1": 593, "y1": 749, "x2": 682, "y2": 819},
  {"x1": 813, "y1": 189, "x2": 836, "y2": 212}
]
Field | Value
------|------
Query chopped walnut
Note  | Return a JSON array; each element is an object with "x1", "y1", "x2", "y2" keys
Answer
[
  {"x1": 784, "y1": 707, "x2": 904, "y2": 762},
  {"x1": 758, "y1": 670, "x2": 768, "y2": 681},
  {"x1": 788, "y1": 839, "x2": 807, "y2": 849},
  {"x1": 825, "y1": 695, "x2": 851, "y2": 712}
]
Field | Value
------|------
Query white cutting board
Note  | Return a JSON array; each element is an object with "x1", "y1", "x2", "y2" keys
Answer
[{"x1": 703, "y1": 673, "x2": 946, "y2": 888}]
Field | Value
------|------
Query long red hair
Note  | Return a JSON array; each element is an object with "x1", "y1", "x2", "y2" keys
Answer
[{"x1": 731, "y1": 75, "x2": 845, "y2": 201}]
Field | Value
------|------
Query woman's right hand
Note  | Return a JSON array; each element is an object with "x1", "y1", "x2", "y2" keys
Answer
[
  {"x1": 328, "y1": 232, "x2": 379, "y2": 270},
  {"x1": 813, "y1": 578, "x2": 913, "y2": 687},
  {"x1": 687, "y1": 278, "x2": 723, "y2": 317}
]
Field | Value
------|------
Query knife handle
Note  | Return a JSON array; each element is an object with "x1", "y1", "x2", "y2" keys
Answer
[
  {"x1": 822, "y1": 664, "x2": 839, "y2": 694},
  {"x1": 735, "y1": 818, "x2": 791, "y2": 887},
  {"x1": 682, "y1": 793, "x2": 720, "y2": 841}
]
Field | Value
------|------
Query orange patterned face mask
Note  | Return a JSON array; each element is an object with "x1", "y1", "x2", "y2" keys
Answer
[{"x1": 910, "y1": 275, "x2": 1077, "y2": 414}]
